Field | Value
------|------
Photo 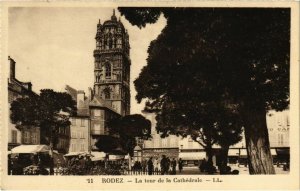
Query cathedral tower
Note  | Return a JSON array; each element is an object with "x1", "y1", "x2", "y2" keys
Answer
[{"x1": 93, "y1": 10, "x2": 130, "y2": 116}]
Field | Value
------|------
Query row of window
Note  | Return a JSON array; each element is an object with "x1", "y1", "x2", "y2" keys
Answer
[
  {"x1": 94, "y1": 61, "x2": 123, "y2": 69},
  {"x1": 23, "y1": 131, "x2": 38, "y2": 144},
  {"x1": 96, "y1": 38, "x2": 123, "y2": 50},
  {"x1": 58, "y1": 127, "x2": 68, "y2": 134},
  {"x1": 92, "y1": 124, "x2": 105, "y2": 134},
  {"x1": 71, "y1": 143, "x2": 86, "y2": 152},
  {"x1": 146, "y1": 137, "x2": 178, "y2": 148},
  {"x1": 11, "y1": 130, "x2": 18, "y2": 143},
  {"x1": 103, "y1": 27, "x2": 122, "y2": 34},
  {"x1": 95, "y1": 72, "x2": 122, "y2": 83},
  {"x1": 57, "y1": 138, "x2": 68, "y2": 149},
  {"x1": 71, "y1": 131, "x2": 86, "y2": 139},
  {"x1": 71, "y1": 118, "x2": 86, "y2": 126}
]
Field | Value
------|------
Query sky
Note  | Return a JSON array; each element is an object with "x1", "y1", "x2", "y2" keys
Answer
[{"x1": 8, "y1": 7, "x2": 167, "y2": 114}]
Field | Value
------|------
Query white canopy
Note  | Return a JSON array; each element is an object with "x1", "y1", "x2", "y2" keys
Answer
[
  {"x1": 11, "y1": 145, "x2": 50, "y2": 154},
  {"x1": 109, "y1": 155, "x2": 125, "y2": 160},
  {"x1": 239, "y1": 149, "x2": 276, "y2": 157},
  {"x1": 64, "y1": 151, "x2": 90, "y2": 157},
  {"x1": 271, "y1": 149, "x2": 277, "y2": 156},
  {"x1": 240, "y1": 149, "x2": 247, "y2": 156},
  {"x1": 91, "y1": 151, "x2": 106, "y2": 161},
  {"x1": 228, "y1": 149, "x2": 239, "y2": 156},
  {"x1": 179, "y1": 152, "x2": 206, "y2": 160},
  {"x1": 124, "y1": 154, "x2": 130, "y2": 159}
]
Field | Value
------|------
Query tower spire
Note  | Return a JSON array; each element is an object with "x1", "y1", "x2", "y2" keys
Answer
[{"x1": 111, "y1": 9, "x2": 117, "y2": 21}]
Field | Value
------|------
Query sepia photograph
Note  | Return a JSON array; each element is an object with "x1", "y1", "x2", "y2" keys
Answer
[{"x1": 1, "y1": 2, "x2": 299, "y2": 190}]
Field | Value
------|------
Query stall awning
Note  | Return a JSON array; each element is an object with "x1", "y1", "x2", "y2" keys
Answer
[
  {"x1": 124, "y1": 154, "x2": 130, "y2": 159},
  {"x1": 109, "y1": 155, "x2": 124, "y2": 160},
  {"x1": 64, "y1": 151, "x2": 89, "y2": 157},
  {"x1": 11, "y1": 145, "x2": 50, "y2": 154},
  {"x1": 276, "y1": 148, "x2": 289, "y2": 155},
  {"x1": 239, "y1": 149, "x2": 276, "y2": 157},
  {"x1": 240, "y1": 149, "x2": 247, "y2": 157},
  {"x1": 91, "y1": 152, "x2": 106, "y2": 161},
  {"x1": 271, "y1": 149, "x2": 277, "y2": 156},
  {"x1": 228, "y1": 149, "x2": 239, "y2": 156},
  {"x1": 179, "y1": 152, "x2": 206, "y2": 160}
]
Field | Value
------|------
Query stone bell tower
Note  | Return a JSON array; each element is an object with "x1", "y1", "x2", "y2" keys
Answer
[{"x1": 93, "y1": 9, "x2": 130, "y2": 116}]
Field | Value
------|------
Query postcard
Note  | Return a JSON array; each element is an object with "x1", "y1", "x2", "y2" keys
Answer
[{"x1": 0, "y1": 1, "x2": 299, "y2": 190}]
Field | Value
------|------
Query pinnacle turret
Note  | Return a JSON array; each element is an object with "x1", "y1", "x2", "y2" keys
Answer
[{"x1": 111, "y1": 9, "x2": 117, "y2": 21}]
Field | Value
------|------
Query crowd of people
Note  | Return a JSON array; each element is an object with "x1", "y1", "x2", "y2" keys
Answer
[
  {"x1": 131, "y1": 155, "x2": 183, "y2": 175},
  {"x1": 9, "y1": 152, "x2": 241, "y2": 175}
]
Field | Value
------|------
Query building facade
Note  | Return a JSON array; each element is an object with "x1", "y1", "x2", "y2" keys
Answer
[
  {"x1": 69, "y1": 116, "x2": 90, "y2": 153},
  {"x1": 141, "y1": 109, "x2": 290, "y2": 166},
  {"x1": 141, "y1": 111, "x2": 179, "y2": 161},
  {"x1": 8, "y1": 56, "x2": 40, "y2": 150}
]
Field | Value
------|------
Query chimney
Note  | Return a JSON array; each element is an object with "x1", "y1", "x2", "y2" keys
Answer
[
  {"x1": 87, "y1": 87, "x2": 93, "y2": 101},
  {"x1": 77, "y1": 90, "x2": 85, "y2": 108},
  {"x1": 25, "y1": 82, "x2": 32, "y2": 91},
  {"x1": 8, "y1": 56, "x2": 16, "y2": 79}
]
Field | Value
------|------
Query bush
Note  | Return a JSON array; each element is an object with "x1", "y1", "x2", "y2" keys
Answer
[
  {"x1": 60, "y1": 162, "x2": 122, "y2": 175},
  {"x1": 23, "y1": 165, "x2": 49, "y2": 175}
]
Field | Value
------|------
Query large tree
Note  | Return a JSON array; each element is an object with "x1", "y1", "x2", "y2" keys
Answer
[
  {"x1": 107, "y1": 114, "x2": 151, "y2": 156},
  {"x1": 10, "y1": 89, "x2": 77, "y2": 150},
  {"x1": 95, "y1": 135, "x2": 120, "y2": 154},
  {"x1": 155, "y1": 99, "x2": 243, "y2": 172},
  {"x1": 119, "y1": 8, "x2": 290, "y2": 174}
]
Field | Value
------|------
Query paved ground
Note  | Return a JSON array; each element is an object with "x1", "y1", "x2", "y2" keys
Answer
[
  {"x1": 229, "y1": 164, "x2": 289, "y2": 175},
  {"x1": 174, "y1": 165, "x2": 289, "y2": 175}
]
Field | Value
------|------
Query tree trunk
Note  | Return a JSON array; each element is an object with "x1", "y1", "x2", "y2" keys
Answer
[
  {"x1": 242, "y1": 107, "x2": 275, "y2": 174},
  {"x1": 219, "y1": 145, "x2": 229, "y2": 174},
  {"x1": 205, "y1": 145, "x2": 213, "y2": 167}
]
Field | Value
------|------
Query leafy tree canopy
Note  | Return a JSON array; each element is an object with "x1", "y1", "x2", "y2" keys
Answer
[
  {"x1": 119, "y1": 8, "x2": 289, "y2": 112},
  {"x1": 107, "y1": 114, "x2": 151, "y2": 155},
  {"x1": 95, "y1": 135, "x2": 120, "y2": 153},
  {"x1": 10, "y1": 89, "x2": 77, "y2": 146}
]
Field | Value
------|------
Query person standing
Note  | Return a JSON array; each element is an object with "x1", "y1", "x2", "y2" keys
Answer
[
  {"x1": 178, "y1": 158, "x2": 183, "y2": 173},
  {"x1": 147, "y1": 157, "x2": 154, "y2": 175},
  {"x1": 85, "y1": 156, "x2": 92, "y2": 174},
  {"x1": 171, "y1": 158, "x2": 177, "y2": 175},
  {"x1": 49, "y1": 156, "x2": 54, "y2": 175},
  {"x1": 160, "y1": 155, "x2": 167, "y2": 175},
  {"x1": 142, "y1": 159, "x2": 147, "y2": 173},
  {"x1": 8, "y1": 155, "x2": 12, "y2": 175},
  {"x1": 166, "y1": 157, "x2": 170, "y2": 175},
  {"x1": 153, "y1": 158, "x2": 159, "y2": 173}
]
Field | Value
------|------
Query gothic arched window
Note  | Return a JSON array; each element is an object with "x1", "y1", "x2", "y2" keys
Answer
[
  {"x1": 114, "y1": 39, "x2": 117, "y2": 48},
  {"x1": 109, "y1": 38, "x2": 113, "y2": 49},
  {"x1": 105, "y1": 62, "x2": 111, "y2": 79},
  {"x1": 117, "y1": 38, "x2": 122, "y2": 48},
  {"x1": 104, "y1": 39, "x2": 108, "y2": 49},
  {"x1": 103, "y1": 88, "x2": 111, "y2": 99}
]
